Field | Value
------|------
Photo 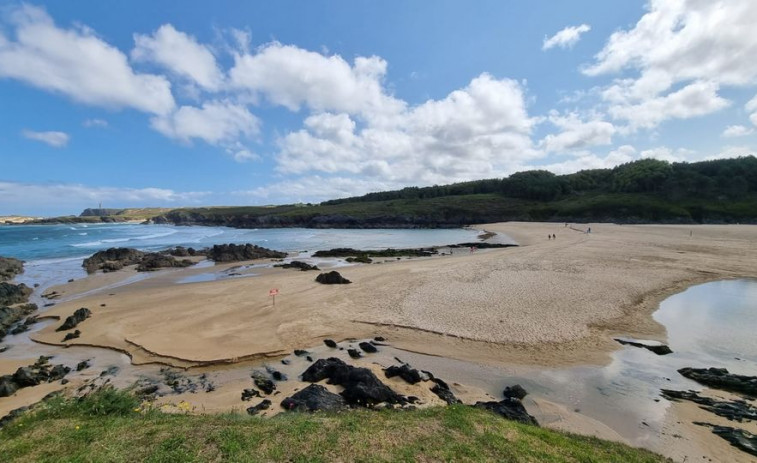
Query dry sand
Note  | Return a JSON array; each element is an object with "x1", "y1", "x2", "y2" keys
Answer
[{"x1": 32, "y1": 222, "x2": 757, "y2": 368}]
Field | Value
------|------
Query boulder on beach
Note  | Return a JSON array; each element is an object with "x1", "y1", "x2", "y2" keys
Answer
[
  {"x1": 205, "y1": 244, "x2": 286, "y2": 263},
  {"x1": 275, "y1": 261, "x2": 320, "y2": 271},
  {"x1": 0, "y1": 257, "x2": 24, "y2": 282},
  {"x1": 315, "y1": 271, "x2": 351, "y2": 285},
  {"x1": 56, "y1": 307, "x2": 92, "y2": 332},
  {"x1": 280, "y1": 384, "x2": 347, "y2": 412},
  {"x1": 358, "y1": 342, "x2": 378, "y2": 353},
  {"x1": 503, "y1": 384, "x2": 528, "y2": 401},
  {"x1": 300, "y1": 357, "x2": 405, "y2": 406},
  {"x1": 385, "y1": 364, "x2": 422, "y2": 384},
  {"x1": 135, "y1": 254, "x2": 194, "y2": 272},
  {"x1": 83, "y1": 248, "x2": 145, "y2": 274},
  {"x1": 474, "y1": 398, "x2": 539, "y2": 426},
  {"x1": 246, "y1": 399, "x2": 272, "y2": 415},
  {"x1": 0, "y1": 282, "x2": 32, "y2": 306}
]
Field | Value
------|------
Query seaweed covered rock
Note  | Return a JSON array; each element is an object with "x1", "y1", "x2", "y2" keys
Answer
[
  {"x1": 0, "y1": 257, "x2": 24, "y2": 282},
  {"x1": 678, "y1": 367, "x2": 757, "y2": 397},
  {"x1": 206, "y1": 244, "x2": 286, "y2": 262},
  {"x1": 280, "y1": 384, "x2": 346, "y2": 412},
  {"x1": 83, "y1": 248, "x2": 145, "y2": 273},
  {"x1": 136, "y1": 254, "x2": 193, "y2": 272},
  {"x1": 56, "y1": 307, "x2": 91, "y2": 331},
  {"x1": 315, "y1": 271, "x2": 351, "y2": 285},
  {"x1": 0, "y1": 282, "x2": 32, "y2": 306}
]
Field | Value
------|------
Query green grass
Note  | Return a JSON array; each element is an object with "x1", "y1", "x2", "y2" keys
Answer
[{"x1": 0, "y1": 389, "x2": 668, "y2": 462}]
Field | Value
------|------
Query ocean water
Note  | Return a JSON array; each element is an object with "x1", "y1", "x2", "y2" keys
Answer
[{"x1": 0, "y1": 223, "x2": 487, "y2": 289}]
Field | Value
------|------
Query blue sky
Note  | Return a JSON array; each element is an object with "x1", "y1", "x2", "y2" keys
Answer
[{"x1": 1, "y1": 0, "x2": 756, "y2": 216}]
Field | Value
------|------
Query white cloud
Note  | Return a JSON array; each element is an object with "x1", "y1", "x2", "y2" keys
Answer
[
  {"x1": 22, "y1": 129, "x2": 69, "y2": 147},
  {"x1": 0, "y1": 5, "x2": 174, "y2": 115},
  {"x1": 235, "y1": 175, "x2": 396, "y2": 203},
  {"x1": 722, "y1": 125, "x2": 753, "y2": 138},
  {"x1": 747, "y1": 94, "x2": 757, "y2": 127},
  {"x1": 229, "y1": 42, "x2": 406, "y2": 120},
  {"x1": 275, "y1": 73, "x2": 540, "y2": 186},
  {"x1": 540, "y1": 111, "x2": 615, "y2": 152},
  {"x1": 0, "y1": 181, "x2": 209, "y2": 215},
  {"x1": 710, "y1": 145, "x2": 754, "y2": 160},
  {"x1": 132, "y1": 24, "x2": 223, "y2": 91},
  {"x1": 608, "y1": 80, "x2": 730, "y2": 131},
  {"x1": 151, "y1": 100, "x2": 260, "y2": 146},
  {"x1": 584, "y1": 0, "x2": 757, "y2": 130},
  {"x1": 543, "y1": 24, "x2": 591, "y2": 51},
  {"x1": 83, "y1": 118, "x2": 108, "y2": 128}
]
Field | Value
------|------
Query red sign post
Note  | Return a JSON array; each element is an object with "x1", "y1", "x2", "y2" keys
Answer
[{"x1": 269, "y1": 288, "x2": 279, "y2": 306}]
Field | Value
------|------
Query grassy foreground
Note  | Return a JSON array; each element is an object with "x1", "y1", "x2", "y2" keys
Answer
[{"x1": 0, "y1": 389, "x2": 667, "y2": 462}]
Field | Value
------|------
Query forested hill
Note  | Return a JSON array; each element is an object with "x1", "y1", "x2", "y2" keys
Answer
[{"x1": 150, "y1": 157, "x2": 757, "y2": 228}]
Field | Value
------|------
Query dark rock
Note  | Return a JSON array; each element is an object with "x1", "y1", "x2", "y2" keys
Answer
[
  {"x1": 76, "y1": 360, "x2": 90, "y2": 371},
  {"x1": 695, "y1": 422, "x2": 757, "y2": 457},
  {"x1": 205, "y1": 243, "x2": 286, "y2": 263},
  {"x1": 294, "y1": 349, "x2": 310, "y2": 357},
  {"x1": 431, "y1": 381, "x2": 460, "y2": 405},
  {"x1": 323, "y1": 339, "x2": 337, "y2": 348},
  {"x1": 474, "y1": 399, "x2": 539, "y2": 426},
  {"x1": 136, "y1": 254, "x2": 194, "y2": 272},
  {"x1": 0, "y1": 376, "x2": 19, "y2": 397},
  {"x1": 272, "y1": 370, "x2": 286, "y2": 381},
  {"x1": 280, "y1": 384, "x2": 346, "y2": 412},
  {"x1": 100, "y1": 365, "x2": 120, "y2": 377},
  {"x1": 678, "y1": 367, "x2": 757, "y2": 397},
  {"x1": 56, "y1": 307, "x2": 91, "y2": 331},
  {"x1": 374, "y1": 336, "x2": 386, "y2": 342},
  {"x1": 300, "y1": 357, "x2": 404, "y2": 406},
  {"x1": 503, "y1": 384, "x2": 529, "y2": 401},
  {"x1": 661, "y1": 389, "x2": 757, "y2": 422},
  {"x1": 13, "y1": 367, "x2": 43, "y2": 387},
  {"x1": 62, "y1": 329, "x2": 81, "y2": 342},
  {"x1": 49, "y1": 364, "x2": 71, "y2": 381},
  {"x1": 281, "y1": 359, "x2": 291, "y2": 365},
  {"x1": 0, "y1": 256, "x2": 24, "y2": 282},
  {"x1": 136, "y1": 384, "x2": 160, "y2": 397},
  {"x1": 358, "y1": 342, "x2": 378, "y2": 353},
  {"x1": 274, "y1": 261, "x2": 320, "y2": 271},
  {"x1": 83, "y1": 248, "x2": 145, "y2": 274},
  {"x1": 0, "y1": 282, "x2": 32, "y2": 306},
  {"x1": 347, "y1": 348, "x2": 362, "y2": 359},
  {"x1": 614, "y1": 338, "x2": 673, "y2": 355},
  {"x1": 246, "y1": 399, "x2": 272, "y2": 415},
  {"x1": 254, "y1": 378, "x2": 276, "y2": 395},
  {"x1": 306, "y1": 356, "x2": 314, "y2": 362},
  {"x1": 384, "y1": 364, "x2": 422, "y2": 385},
  {"x1": 242, "y1": 388, "x2": 261, "y2": 401},
  {"x1": 315, "y1": 271, "x2": 351, "y2": 285}
]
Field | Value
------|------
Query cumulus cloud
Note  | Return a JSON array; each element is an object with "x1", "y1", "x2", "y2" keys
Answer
[
  {"x1": 235, "y1": 175, "x2": 397, "y2": 203},
  {"x1": 132, "y1": 24, "x2": 224, "y2": 91},
  {"x1": 722, "y1": 125, "x2": 753, "y2": 138},
  {"x1": 83, "y1": 118, "x2": 108, "y2": 128},
  {"x1": 0, "y1": 181, "x2": 208, "y2": 215},
  {"x1": 584, "y1": 0, "x2": 757, "y2": 130},
  {"x1": 229, "y1": 42, "x2": 406, "y2": 120},
  {"x1": 151, "y1": 100, "x2": 259, "y2": 144},
  {"x1": 0, "y1": 5, "x2": 174, "y2": 115},
  {"x1": 747, "y1": 95, "x2": 757, "y2": 127},
  {"x1": 543, "y1": 24, "x2": 591, "y2": 50},
  {"x1": 539, "y1": 111, "x2": 615, "y2": 152},
  {"x1": 275, "y1": 73, "x2": 540, "y2": 186},
  {"x1": 639, "y1": 146, "x2": 696, "y2": 163},
  {"x1": 22, "y1": 129, "x2": 69, "y2": 147}
]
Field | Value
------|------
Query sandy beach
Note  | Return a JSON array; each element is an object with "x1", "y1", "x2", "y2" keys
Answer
[{"x1": 31, "y1": 222, "x2": 757, "y2": 368}]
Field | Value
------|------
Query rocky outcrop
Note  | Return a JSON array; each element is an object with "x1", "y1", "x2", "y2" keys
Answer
[
  {"x1": 503, "y1": 385, "x2": 529, "y2": 401},
  {"x1": 205, "y1": 244, "x2": 286, "y2": 262},
  {"x1": 56, "y1": 307, "x2": 91, "y2": 331},
  {"x1": 385, "y1": 364, "x2": 422, "y2": 385},
  {"x1": 695, "y1": 423, "x2": 757, "y2": 457},
  {"x1": 0, "y1": 282, "x2": 32, "y2": 306},
  {"x1": 0, "y1": 303, "x2": 37, "y2": 342},
  {"x1": 246, "y1": 399, "x2": 272, "y2": 415},
  {"x1": 300, "y1": 357, "x2": 405, "y2": 406},
  {"x1": 135, "y1": 254, "x2": 193, "y2": 272},
  {"x1": 83, "y1": 248, "x2": 145, "y2": 273},
  {"x1": 678, "y1": 367, "x2": 757, "y2": 397},
  {"x1": 430, "y1": 378, "x2": 460, "y2": 405},
  {"x1": 474, "y1": 398, "x2": 539, "y2": 426},
  {"x1": 315, "y1": 271, "x2": 351, "y2": 284},
  {"x1": 614, "y1": 338, "x2": 673, "y2": 355},
  {"x1": 662, "y1": 389, "x2": 757, "y2": 422},
  {"x1": 323, "y1": 339, "x2": 337, "y2": 348},
  {"x1": 62, "y1": 330, "x2": 81, "y2": 342},
  {"x1": 274, "y1": 261, "x2": 320, "y2": 271},
  {"x1": 0, "y1": 257, "x2": 24, "y2": 282},
  {"x1": 312, "y1": 248, "x2": 436, "y2": 258},
  {"x1": 281, "y1": 384, "x2": 347, "y2": 412},
  {"x1": 0, "y1": 357, "x2": 71, "y2": 398},
  {"x1": 358, "y1": 342, "x2": 378, "y2": 353}
]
